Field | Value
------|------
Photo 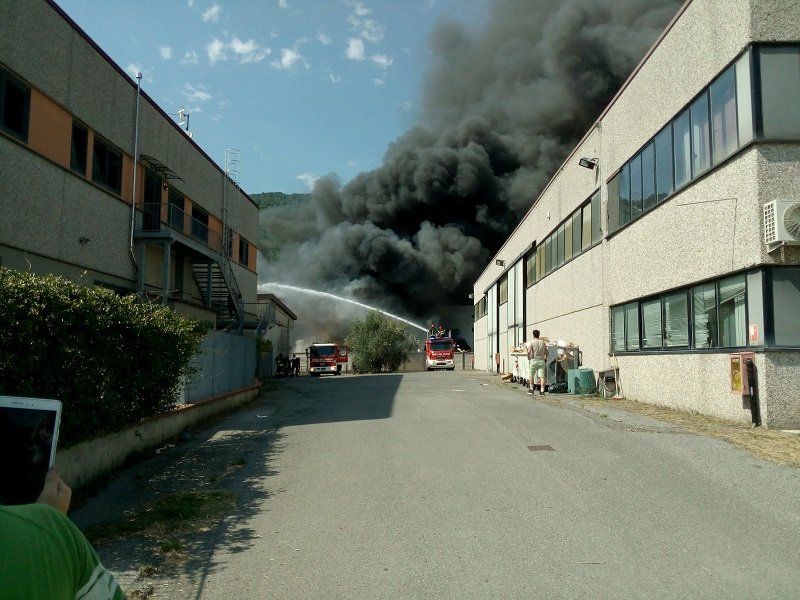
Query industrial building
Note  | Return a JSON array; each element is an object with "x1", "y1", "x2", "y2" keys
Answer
[
  {"x1": 1, "y1": 0, "x2": 260, "y2": 329},
  {"x1": 473, "y1": 0, "x2": 800, "y2": 428}
]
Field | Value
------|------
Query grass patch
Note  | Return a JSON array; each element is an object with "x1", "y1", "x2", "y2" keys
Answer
[{"x1": 85, "y1": 490, "x2": 236, "y2": 545}]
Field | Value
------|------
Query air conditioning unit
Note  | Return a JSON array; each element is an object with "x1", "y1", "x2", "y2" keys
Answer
[{"x1": 763, "y1": 199, "x2": 800, "y2": 247}]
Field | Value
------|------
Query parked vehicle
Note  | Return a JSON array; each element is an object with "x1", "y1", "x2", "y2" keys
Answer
[
  {"x1": 425, "y1": 333, "x2": 455, "y2": 371},
  {"x1": 308, "y1": 343, "x2": 348, "y2": 376}
]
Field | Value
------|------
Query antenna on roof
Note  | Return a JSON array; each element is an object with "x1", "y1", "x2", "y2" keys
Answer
[{"x1": 173, "y1": 106, "x2": 192, "y2": 138}]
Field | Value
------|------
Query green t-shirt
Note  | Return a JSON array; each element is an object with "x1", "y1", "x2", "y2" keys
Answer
[{"x1": 0, "y1": 503, "x2": 126, "y2": 600}]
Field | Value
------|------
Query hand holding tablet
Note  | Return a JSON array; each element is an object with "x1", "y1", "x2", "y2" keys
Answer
[{"x1": 0, "y1": 396, "x2": 62, "y2": 505}]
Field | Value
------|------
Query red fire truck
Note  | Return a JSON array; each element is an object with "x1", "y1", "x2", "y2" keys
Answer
[
  {"x1": 307, "y1": 343, "x2": 348, "y2": 376},
  {"x1": 425, "y1": 333, "x2": 455, "y2": 371}
]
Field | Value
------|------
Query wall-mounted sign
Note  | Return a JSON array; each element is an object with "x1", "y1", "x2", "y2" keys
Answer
[{"x1": 749, "y1": 324, "x2": 759, "y2": 344}]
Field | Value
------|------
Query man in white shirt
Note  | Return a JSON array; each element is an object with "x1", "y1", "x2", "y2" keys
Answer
[{"x1": 526, "y1": 329, "x2": 548, "y2": 396}]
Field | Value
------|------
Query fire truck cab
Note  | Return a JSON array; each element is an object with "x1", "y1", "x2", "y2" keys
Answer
[
  {"x1": 308, "y1": 343, "x2": 348, "y2": 376},
  {"x1": 425, "y1": 335, "x2": 455, "y2": 371}
]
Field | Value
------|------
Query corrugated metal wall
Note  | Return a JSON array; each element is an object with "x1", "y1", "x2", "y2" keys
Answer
[{"x1": 181, "y1": 332, "x2": 257, "y2": 402}]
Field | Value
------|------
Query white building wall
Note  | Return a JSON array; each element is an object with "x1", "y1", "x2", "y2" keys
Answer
[{"x1": 472, "y1": 0, "x2": 800, "y2": 428}]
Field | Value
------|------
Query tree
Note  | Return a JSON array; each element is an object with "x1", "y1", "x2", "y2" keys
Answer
[{"x1": 345, "y1": 311, "x2": 418, "y2": 374}]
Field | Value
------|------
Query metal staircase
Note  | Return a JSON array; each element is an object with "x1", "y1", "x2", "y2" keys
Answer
[{"x1": 191, "y1": 252, "x2": 243, "y2": 322}]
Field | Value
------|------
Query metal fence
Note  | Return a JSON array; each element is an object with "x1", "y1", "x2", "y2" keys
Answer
[{"x1": 180, "y1": 331, "x2": 257, "y2": 403}]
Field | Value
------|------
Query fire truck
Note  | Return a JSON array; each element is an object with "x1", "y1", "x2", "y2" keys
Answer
[
  {"x1": 425, "y1": 332, "x2": 455, "y2": 371},
  {"x1": 307, "y1": 343, "x2": 348, "y2": 376}
]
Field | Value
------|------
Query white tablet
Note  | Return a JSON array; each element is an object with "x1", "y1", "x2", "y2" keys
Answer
[{"x1": 0, "y1": 396, "x2": 62, "y2": 505}]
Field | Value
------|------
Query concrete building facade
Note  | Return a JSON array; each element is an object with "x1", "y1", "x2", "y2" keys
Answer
[
  {"x1": 1, "y1": 0, "x2": 260, "y2": 328},
  {"x1": 473, "y1": 0, "x2": 800, "y2": 428}
]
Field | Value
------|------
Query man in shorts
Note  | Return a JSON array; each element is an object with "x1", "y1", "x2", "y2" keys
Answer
[{"x1": 526, "y1": 329, "x2": 548, "y2": 396}]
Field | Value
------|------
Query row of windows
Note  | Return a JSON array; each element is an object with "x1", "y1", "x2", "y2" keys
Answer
[
  {"x1": 1, "y1": 64, "x2": 256, "y2": 270},
  {"x1": 612, "y1": 273, "x2": 747, "y2": 352},
  {"x1": 608, "y1": 52, "x2": 751, "y2": 232},
  {"x1": 609, "y1": 44, "x2": 800, "y2": 233},
  {"x1": 525, "y1": 191, "x2": 602, "y2": 286}
]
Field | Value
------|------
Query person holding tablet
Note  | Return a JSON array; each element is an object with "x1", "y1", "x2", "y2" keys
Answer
[{"x1": 0, "y1": 470, "x2": 127, "y2": 599}]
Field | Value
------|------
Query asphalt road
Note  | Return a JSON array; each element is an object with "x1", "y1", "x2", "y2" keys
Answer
[{"x1": 76, "y1": 370, "x2": 800, "y2": 599}]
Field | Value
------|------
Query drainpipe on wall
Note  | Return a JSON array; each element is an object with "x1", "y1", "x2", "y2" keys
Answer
[{"x1": 129, "y1": 72, "x2": 142, "y2": 270}]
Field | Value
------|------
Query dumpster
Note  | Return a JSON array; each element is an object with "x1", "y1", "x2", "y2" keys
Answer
[{"x1": 568, "y1": 367, "x2": 596, "y2": 394}]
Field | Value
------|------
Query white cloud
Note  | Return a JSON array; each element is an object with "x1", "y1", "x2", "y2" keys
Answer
[
  {"x1": 357, "y1": 18, "x2": 384, "y2": 43},
  {"x1": 181, "y1": 50, "x2": 199, "y2": 65},
  {"x1": 202, "y1": 3, "x2": 221, "y2": 22},
  {"x1": 297, "y1": 173, "x2": 319, "y2": 190},
  {"x1": 231, "y1": 37, "x2": 270, "y2": 63},
  {"x1": 207, "y1": 36, "x2": 270, "y2": 65},
  {"x1": 346, "y1": 38, "x2": 365, "y2": 61},
  {"x1": 271, "y1": 47, "x2": 303, "y2": 70},
  {"x1": 317, "y1": 31, "x2": 331, "y2": 45},
  {"x1": 159, "y1": 46, "x2": 173, "y2": 60},
  {"x1": 278, "y1": 0, "x2": 288, "y2": 7},
  {"x1": 328, "y1": 73, "x2": 341, "y2": 84},
  {"x1": 207, "y1": 38, "x2": 226, "y2": 65},
  {"x1": 400, "y1": 100, "x2": 412, "y2": 110},
  {"x1": 370, "y1": 54, "x2": 392, "y2": 68},
  {"x1": 187, "y1": 0, "x2": 195, "y2": 6},
  {"x1": 182, "y1": 83, "x2": 212, "y2": 102},
  {"x1": 372, "y1": 77, "x2": 385, "y2": 86},
  {"x1": 349, "y1": 1, "x2": 370, "y2": 17}
]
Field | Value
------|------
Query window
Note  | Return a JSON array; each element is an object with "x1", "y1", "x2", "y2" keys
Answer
[
  {"x1": 625, "y1": 303, "x2": 640, "y2": 351},
  {"x1": 641, "y1": 142, "x2": 656, "y2": 212},
  {"x1": 718, "y1": 275, "x2": 746, "y2": 347},
  {"x1": 70, "y1": 121, "x2": 88, "y2": 175},
  {"x1": 556, "y1": 223, "x2": 565, "y2": 267},
  {"x1": 641, "y1": 299, "x2": 663, "y2": 349},
  {"x1": 735, "y1": 52, "x2": 754, "y2": 144},
  {"x1": 611, "y1": 302, "x2": 639, "y2": 352},
  {"x1": 92, "y1": 137, "x2": 122, "y2": 194},
  {"x1": 499, "y1": 274, "x2": 508, "y2": 305},
  {"x1": 142, "y1": 170, "x2": 162, "y2": 231},
  {"x1": 692, "y1": 282, "x2": 718, "y2": 348},
  {"x1": 690, "y1": 92, "x2": 711, "y2": 177},
  {"x1": 474, "y1": 296, "x2": 487, "y2": 321},
  {"x1": 564, "y1": 218, "x2": 573, "y2": 262},
  {"x1": 758, "y1": 46, "x2": 800, "y2": 138},
  {"x1": 770, "y1": 268, "x2": 800, "y2": 346},
  {"x1": 525, "y1": 251, "x2": 535, "y2": 287},
  {"x1": 581, "y1": 203, "x2": 592, "y2": 251},
  {"x1": 619, "y1": 163, "x2": 631, "y2": 225},
  {"x1": 663, "y1": 291, "x2": 689, "y2": 347},
  {"x1": 629, "y1": 152, "x2": 643, "y2": 221},
  {"x1": 238, "y1": 235, "x2": 250, "y2": 267},
  {"x1": 673, "y1": 109, "x2": 691, "y2": 189},
  {"x1": 168, "y1": 190, "x2": 184, "y2": 231},
  {"x1": 654, "y1": 125, "x2": 674, "y2": 202},
  {"x1": 710, "y1": 66, "x2": 738, "y2": 164},
  {"x1": 611, "y1": 306, "x2": 625, "y2": 352},
  {"x1": 591, "y1": 191, "x2": 602, "y2": 244},
  {"x1": 191, "y1": 206, "x2": 209, "y2": 244},
  {"x1": 572, "y1": 210, "x2": 582, "y2": 256},
  {"x1": 545, "y1": 237, "x2": 553, "y2": 275},
  {"x1": 0, "y1": 67, "x2": 30, "y2": 141}
]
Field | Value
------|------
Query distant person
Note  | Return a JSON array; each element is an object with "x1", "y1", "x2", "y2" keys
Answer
[
  {"x1": 437, "y1": 324, "x2": 445, "y2": 337},
  {"x1": 0, "y1": 469, "x2": 127, "y2": 599},
  {"x1": 276, "y1": 353, "x2": 284, "y2": 377},
  {"x1": 526, "y1": 329, "x2": 548, "y2": 396},
  {"x1": 428, "y1": 324, "x2": 436, "y2": 337},
  {"x1": 291, "y1": 354, "x2": 300, "y2": 377}
]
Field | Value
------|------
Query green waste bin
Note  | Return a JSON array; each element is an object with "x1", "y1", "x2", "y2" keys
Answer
[{"x1": 568, "y1": 367, "x2": 596, "y2": 394}]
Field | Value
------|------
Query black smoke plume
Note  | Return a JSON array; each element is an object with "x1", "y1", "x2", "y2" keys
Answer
[{"x1": 258, "y1": 0, "x2": 681, "y2": 344}]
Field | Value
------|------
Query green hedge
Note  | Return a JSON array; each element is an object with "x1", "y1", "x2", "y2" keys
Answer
[{"x1": 0, "y1": 268, "x2": 207, "y2": 448}]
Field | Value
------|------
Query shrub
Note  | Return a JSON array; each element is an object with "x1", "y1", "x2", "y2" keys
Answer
[
  {"x1": 345, "y1": 311, "x2": 417, "y2": 373},
  {"x1": 0, "y1": 268, "x2": 207, "y2": 447}
]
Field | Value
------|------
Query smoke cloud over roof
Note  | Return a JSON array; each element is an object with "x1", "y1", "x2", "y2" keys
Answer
[{"x1": 258, "y1": 0, "x2": 681, "y2": 340}]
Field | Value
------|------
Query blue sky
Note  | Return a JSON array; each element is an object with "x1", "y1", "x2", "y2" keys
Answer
[{"x1": 54, "y1": 0, "x2": 489, "y2": 195}]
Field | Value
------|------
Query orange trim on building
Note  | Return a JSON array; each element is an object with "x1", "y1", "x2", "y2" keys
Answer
[{"x1": 28, "y1": 89, "x2": 71, "y2": 167}]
